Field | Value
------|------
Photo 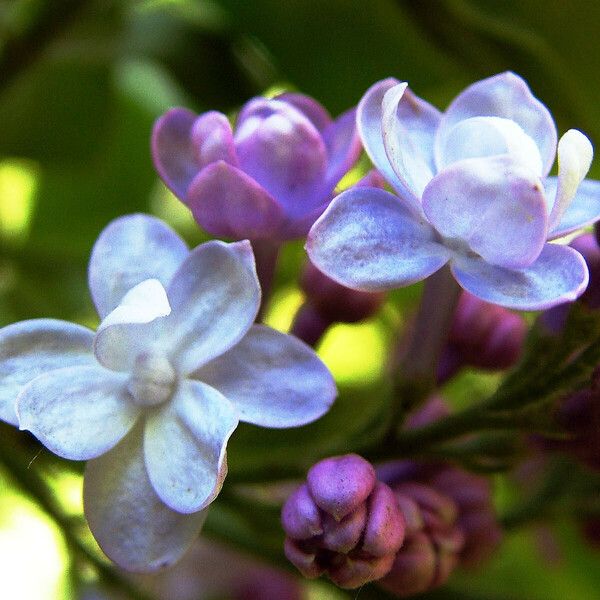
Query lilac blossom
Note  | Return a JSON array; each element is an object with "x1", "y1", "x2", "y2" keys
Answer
[
  {"x1": 152, "y1": 93, "x2": 361, "y2": 240},
  {"x1": 0, "y1": 214, "x2": 335, "y2": 572},
  {"x1": 307, "y1": 72, "x2": 600, "y2": 310}
]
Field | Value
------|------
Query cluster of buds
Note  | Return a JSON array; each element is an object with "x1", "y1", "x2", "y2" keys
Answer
[
  {"x1": 377, "y1": 461, "x2": 502, "y2": 596},
  {"x1": 281, "y1": 450, "x2": 501, "y2": 594},
  {"x1": 281, "y1": 454, "x2": 405, "y2": 588},
  {"x1": 569, "y1": 233, "x2": 600, "y2": 310},
  {"x1": 291, "y1": 260, "x2": 386, "y2": 346},
  {"x1": 438, "y1": 291, "x2": 527, "y2": 383}
]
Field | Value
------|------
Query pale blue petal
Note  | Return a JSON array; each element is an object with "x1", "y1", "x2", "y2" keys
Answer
[
  {"x1": 17, "y1": 365, "x2": 138, "y2": 460},
  {"x1": 422, "y1": 155, "x2": 547, "y2": 269},
  {"x1": 144, "y1": 380, "x2": 238, "y2": 513},
  {"x1": 381, "y1": 83, "x2": 438, "y2": 197},
  {"x1": 436, "y1": 116, "x2": 542, "y2": 176},
  {"x1": 451, "y1": 244, "x2": 588, "y2": 310},
  {"x1": 547, "y1": 177, "x2": 600, "y2": 239},
  {"x1": 84, "y1": 425, "x2": 207, "y2": 572},
  {"x1": 94, "y1": 279, "x2": 171, "y2": 372},
  {"x1": 436, "y1": 72, "x2": 557, "y2": 176},
  {"x1": 164, "y1": 240, "x2": 260, "y2": 375},
  {"x1": 194, "y1": 324, "x2": 336, "y2": 428},
  {"x1": 306, "y1": 187, "x2": 451, "y2": 291},
  {"x1": 356, "y1": 78, "x2": 423, "y2": 217},
  {"x1": 88, "y1": 214, "x2": 188, "y2": 318},
  {"x1": 0, "y1": 319, "x2": 95, "y2": 426}
]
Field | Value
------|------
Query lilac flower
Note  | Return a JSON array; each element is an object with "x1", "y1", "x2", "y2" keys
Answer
[
  {"x1": 282, "y1": 454, "x2": 405, "y2": 589},
  {"x1": 307, "y1": 72, "x2": 600, "y2": 310},
  {"x1": 0, "y1": 214, "x2": 336, "y2": 571},
  {"x1": 152, "y1": 93, "x2": 361, "y2": 240}
]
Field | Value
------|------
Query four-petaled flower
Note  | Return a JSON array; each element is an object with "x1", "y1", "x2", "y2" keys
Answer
[
  {"x1": 307, "y1": 72, "x2": 600, "y2": 310},
  {"x1": 152, "y1": 93, "x2": 361, "y2": 240},
  {"x1": 0, "y1": 214, "x2": 336, "y2": 571}
]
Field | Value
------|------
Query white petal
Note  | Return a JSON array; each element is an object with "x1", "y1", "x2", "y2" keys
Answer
[
  {"x1": 0, "y1": 319, "x2": 95, "y2": 426},
  {"x1": 17, "y1": 365, "x2": 138, "y2": 460},
  {"x1": 94, "y1": 279, "x2": 171, "y2": 371},
  {"x1": 88, "y1": 214, "x2": 189, "y2": 318},
  {"x1": 436, "y1": 116, "x2": 543, "y2": 176},
  {"x1": 548, "y1": 129, "x2": 594, "y2": 231},
  {"x1": 436, "y1": 72, "x2": 557, "y2": 176},
  {"x1": 382, "y1": 83, "x2": 436, "y2": 197},
  {"x1": 144, "y1": 380, "x2": 239, "y2": 513},
  {"x1": 356, "y1": 78, "x2": 424, "y2": 217},
  {"x1": 164, "y1": 240, "x2": 261, "y2": 375},
  {"x1": 84, "y1": 426, "x2": 207, "y2": 572},
  {"x1": 194, "y1": 324, "x2": 336, "y2": 428}
]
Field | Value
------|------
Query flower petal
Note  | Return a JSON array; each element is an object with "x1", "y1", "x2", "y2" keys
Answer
[
  {"x1": 275, "y1": 92, "x2": 332, "y2": 132},
  {"x1": 0, "y1": 319, "x2": 95, "y2": 426},
  {"x1": 84, "y1": 425, "x2": 207, "y2": 572},
  {"x1": 17, "y1": 365, "x2": 138, "y2": 460},
  {"x1": 547, "y1": 129, "x2": 594, "y2": 231},
  {"x1": 94, "y1": 279, "x2": 171, "y2": 371},
  {"x1": 436, "y1": 116, "x2": 543, "y2": 176},
  {"x1": 322, "y1": 107, "x2": 362, "y2": 190},
  {"x1": 88, "y1": 214, "x2": 189, "y2": 318},
  {"x1": 164, "y1": 240, "x2": 261, "y2": 374},
  {"x1": 357, "y1": 78, "x2": 423, "y2": 216},
  {"x1": 422, "y1": 155, "x2": 547, "y2": 269},
  {"x1": 436, "y1": 72, "x2": 557, "y2": 176},
  {"x1": 190, "y1": 110, "x2": 238, "y2": 168},
  {"x1": 186, "y1": 161, "x2": 284, "y2": 240},
  {"x1": 144, "y1": 379, "x2": 239, "y2": 513},
  {"x1": 151, "y1": 108, "x2": 199, "y2": 198},
  {"x1": 382, "y1": 82, "x2": 440, "y2": 197},
  {"x1": 306, "y1": 187, "x2": 450, "y2": 291},
  {"x1": 451, "y1": 244, "x2": 588, "y2": 310},
  {"x1": 547, "y1": 177, "x2": 600, "y2": 239},
  {"x1": 194, "y1": 324, "x2": 336, "y2": 428},
  {"x1": 234, "y1": 98, "x2": 328, "y2": 218}
]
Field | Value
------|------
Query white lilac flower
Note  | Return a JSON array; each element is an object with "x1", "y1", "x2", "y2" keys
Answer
[
  {"x1": 307, "y1": 72, "x2": 600, "y2": 310},
  {"x1": 0, "y1": 214, "x2": 336, "y2": 571}
]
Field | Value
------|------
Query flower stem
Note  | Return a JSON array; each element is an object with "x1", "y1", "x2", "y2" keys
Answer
[{"x1": 386, "y1": 265, "x2": 461, "y2": 436}]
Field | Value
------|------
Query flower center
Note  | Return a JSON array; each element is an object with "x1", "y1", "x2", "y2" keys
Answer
[{"x1": 127, "y1": 351, "x2": 176, "y2": 407}]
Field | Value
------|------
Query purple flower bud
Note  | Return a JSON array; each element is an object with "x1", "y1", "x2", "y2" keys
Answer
[
  {"x1": 152, "y1": 94, "x2": 361, "y2": 241},
  {"x1": 290, "y1": 259, "x2": 385, "y2": 346},
  {"x1": 282, "y1": 454, "x2": 405, "y2": 589},
  {"x1": 438, "y1": 292, "x2": 526, "y2": 382}
]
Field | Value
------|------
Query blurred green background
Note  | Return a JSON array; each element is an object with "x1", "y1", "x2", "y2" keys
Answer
[{"x1": 1, "y1": 1, "x2": 600, "y2": 598}]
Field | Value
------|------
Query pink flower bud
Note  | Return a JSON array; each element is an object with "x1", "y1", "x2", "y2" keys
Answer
[{"x1": 282, "y1": 454, "x2": 405, "y2": 589}]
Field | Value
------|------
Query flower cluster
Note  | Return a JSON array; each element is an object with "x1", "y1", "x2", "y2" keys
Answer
[
  {"x1": 307, "y1": 72, "x2": 600, "y2": 310},
  {"x1": 0, "y1": 214, "x2": 336, "y2": 571}
]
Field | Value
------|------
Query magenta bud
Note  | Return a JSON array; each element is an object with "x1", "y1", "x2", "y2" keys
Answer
[
  {"x1": 282, "y1": 454, "x2": 405, "y2": 589},
  {"x1": 439, "y1": 292, "x2": 526, "y2": 382},
  {"x1": 307, "y1": 454, "x2": 376, "y2": 521},
  {"x1": 300, "y1": 260, "x2": 385, "y2": 323},
  {"x1": 281, "y1": 484, "x2": 323, "y2": 539},
  {"x1": 378, "y1": 531, "x2": 437, "y2": 597}
]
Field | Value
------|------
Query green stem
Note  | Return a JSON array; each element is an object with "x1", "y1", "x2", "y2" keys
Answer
[{"x1": 386, "y1": 266, "x2": 461, "y2": 437}]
